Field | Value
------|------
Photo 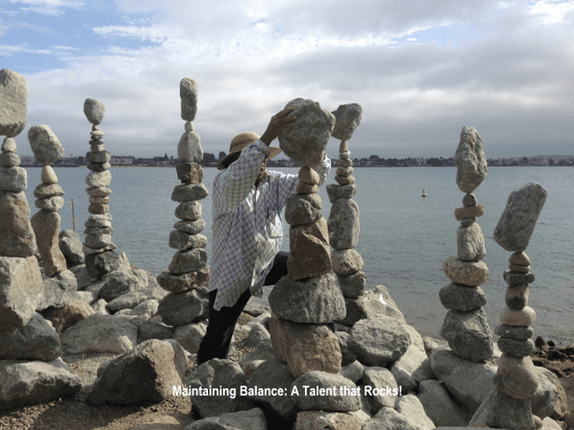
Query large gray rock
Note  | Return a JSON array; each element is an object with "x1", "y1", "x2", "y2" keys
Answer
[
  {"x1": 61, "y1": 314, "x2": 138, "y2": 354},
  {"x1": 395, "y1": 394, "x2": 436, "y2": 430},
  {"x1": 37, "y1": 269, "x2": 78, "y2": 311},
  {"x1": 291, "y1": 371, "x2": 361, "y2": 412},
  {"x1": 439, "y1": 283, "x2": 486, "y2": 311},
  {"x1": 326, "y1": 184, "x2": 357, "y2": 203},
  {"x1": 180, "y1": 78, "x2": 198, "y2": 122},
  {"x1": 178, "y1": 131, "x2": 203, "y2": 163},
  {"x1": 85, "y1": 250, "x2": 121, "y2": 279},
  {"x1": 172, "y1": 183, "x2": 209, "y2": 202},
  {"x1": 27, "y1": 125, "x2": 64, "y2": 165},
  {"x1": 362, "y1": 366, "x2": 399, "y2": 410},
  {"x1": 85, "y1": 170, "x2": 111, "y2": 188},
  {"x1": 0, "y1": 357, "x2": 81, "y2": 410},
  {"x1": 443, "y1": 256, "x2": 488, "y2": 287},
  {"x1": 87, "y1": 339, "x2": 187, "y2": 405},
  {"x1": 278, "y1": 98, "x2": 335, "y2": 167},
  {"x1": 347, "y1": 315, "x2": 412, "y2": 366},
  {"x1": 493, "y1": 182, "x2": 548, "y2": 252},
  {"x1": 168, "y1": 248, "x2": 208, "y2": 275},
  {"x1": 0, "y1": 313, "x2": 62, "y2": 361},
  {"x1": 457, "y1": 222, "x2": 486, "y2": 262},
  {"x1": 468, "y1": 387, "x2": 536, "y2": 430},
  {"x1": 337, "y1": 284, "x2": 406, "y2": 326},
  {"x1": 331, "y1": 104, "x2": 362, "y2": 141},
  {"x1": 157, "y1": 267, "x2": 210, "y2": 293},
  {"x1": 287, "y1": 217, "x2": 332, "y2": 280},
  {"x1": 0, "y1": 166, "x2": 27, "y2": 192},
  {"x1": 0, "y1": 68, "x2": 28, "y2": 137},
  {"x1": 439, "y1": 308, "x2": 494, "y2": 362},
  {"x1": 336, "y1": 271, "x2": 367, "y2": 298},
  {"x1": 157, "y1": 287, "x2": 209, "y2": 326},
  {"x1": 285, "y1": 193, "x2": 322, "y2": 226},
  {"x1": 328, "y1": 198, "x2": 360, "y2": 250},
  {"x1": 44, "y1": 299, "x2": 95, "y2": 333},
  {"x1": 363, "y1": 406, "x2": 433, "y2": 430},
  {"x1": 0, "y1": 191, "x2": 36, "y2": 257},
  {"x1": 31, "y1": 210, "x2": 67, "y2": 275},
  {"x1": 454, "y1": 126, "x2": 487, "y2": 193},
  {"x1": 96, "y1": 270, "x2": 147, "y2": 302},
  {"x1": 295, "y1": 410, "x2": 363, "y2": 430},
  {"x1": 268, "y1": 272, "x2": 345, "y2": 324},
  {"x1": 390, "y1": 344, "x2": 431, "y2": 392},
  {"x1": 0, "y1": 256, "x2": 43, "y2": 333},
  {"x1": 83, "y1": 98, "x2": 105, "y2": 125},
  {"x1": 173, "y1": 320, "x2": 207, "y2": 354},
  {"x1": 531, "y1": 366, "x2": 569, "y2": 420},
  {"x1": 418, "y1": 379, "x2": 468, "y2": 427},
  {"x1": 331, "y1": 249, "x2": 364, "y2": 275},
  {"x1": 187, "y1": 408, "x2": 267, "y2": 430},
  {"x1": 133, "y1": 318, "x2": 174, "y2": 344},
  {"x1": 70, "y1": 264, "x2": 97, "y2": 290},
  {"x1": 185, "y1": 358, "x2": 253, "y2": 418},
  {"x1": 58, "y1": 229, "x2": 85, "y2": 267}
]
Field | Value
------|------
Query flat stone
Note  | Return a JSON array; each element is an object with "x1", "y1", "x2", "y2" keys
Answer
[
  {"x1": 495, "y1": 324, "x2": 533, "y2": 340},
  {"x1": 0, "y1": 68, "x2": 28, "y2": 138},
  {"x1": 497, "y1": 338, "x2": 536, "y2": 357},
  {"x1": 189, "y1": 408, "x2": 268, "y2": 430},
  {"x1": 89, "y1": 196, "x2": 110, "y2": 205},
  {"x1": 363, "y1": 406, "x2": 430, "y2": 430},
  {"x1": 506, "y1": 284, "x2": 529, "y2": 309},
  {"x1": 335, "y1": 175, "x2": 355, "y2": 185},
  {"x1": 269, "y1": 317, "x2": 341, "y2": 379},
  {"x1": 336, "y1": 271, "x2": 366, "y2": 298},
  {"x1": 439, "y1": 282, "x2": 486, "y2": 311},
  {"x1": 454, "y1": 205, "x2": 484, "y2": 221},
  {"x1": 171, "y1": 183, "x2": 209, "y2": 202},
  {"x1": 457, "y1": 222, "x2": 486, "y2": 262},
  {"x1": 84, "y1": 234, "x2": 114, "y2": 249},
  {"x1": 83, "y1": 226, "x2": 114, "y2": 236},
  {"x1": 440, "y1": 308, "x2": 494, "y2": 362},
  {"x1": 83, "y1": 98, "x2": 105, "y2": 125},
  {"x1": 454, "y1": 126, "x2": 487, "y2": 193},
  {"x1": 331, "y1": 249, "x2": 364, "y2": 275},
  {"x1": 326, "y1": 184, "x2": 357, "y2": 203},
  {"x1": 157, "y1": 267, "x2": 209, "y2": 293},
  {"x1": 175, "y1": 200, "x2": 202, "y2": 220},
  {"x1": 86, "y1": 150, "x2": 110, "y2": 164},
  {"x1": 278, "y1": 98, "x2": 335, "y2": 167},
  {"x1": 44, "y1": 299, "x2": 95, "y2": 333},
  {"x1": 337, "y1": 285, "x2": 406, "y2": 326},
  {"x1": 168, "y1": 231, "x2": 207, "y2": 250},
  {"x1": 83, "y1": 243, "x2": 115, "y2": 256},
  {"x1": 28, "y1": 125, "x2": 64, "y2": 165},
  {"x1": 290, "y1": 371, "x2": 361, "y2": 412},
  {"x1": 285, "y1": 193, "x2": 322, "y2": 226},
  {"x1": 134, "y1": 319, "x2": 174, "y2": 344},
  {"x1": 176, "y1": 162, "x2": 203, "y2": 184},
  {"x1": 90, "y1": 143, "x2": 104, "y2": 152},
  {"x1": 173, "y1": 219, "x2": 205, "y2": 235},
  {"x1": 347, "y1": 315, "x2": 411, "y2": 366},
  {"x1": 0, "y1": 153, "x2": 20, "y2": 167},
  {"x1": 168, "y1": 248, "x2": 208, "y2": 275},
  {"x1": 296, "y1": 182, "x2": 318, "y2": 193},
  {"x1": 328, "y1": 198, "x2": 360, "y2": 250},
  {"x1": 336, "y1": 166, "x2": 354, "y2": 177},
  {"x1": 287, "y1": 217, "x2": 332, "y2": 280},
  {"x1": 443, "y1": 256, "x2": 488, "y2": 286},
  {"x1": 85, "y1": 170, "x2": 111, "y2": 188},
  {"x1": 460, "y1": 217, "x2": 477, "y2": 227},
  {"x1": 298, "y1": 166, "x2": 320, "y2": 185},
  {"x1": 295, "y1": 411, "x2": 362, "y2": 430},
  {"x1": 504, "y1": 270, "x2": 535, "y2": 286},
  {"x1": 468, "y1": 387, "x2": 536, "y2": 430},
  {"x1": 331, "y1": 104, "x2": 362, "y2": 141},
  {"x1": 34, "y1": 183, "x2": 64, "y2": 199},
  {"x1": 499, "y1": 305, "x2": 536, "y2": 326},
  {"x1": 269, "y1": 272, "x2": 346, "y2": 324},
  {"x1": 83, "y1": 218, "x2": 112, "y2": 229},
  {"x1": 339, "y1": 150, "x2": 351, "y2": 159},
  {"x1": 87, "y1": 162, "x2": 111, "y2": 173},
  {"x1": 338, "y1": 158, "x2": 353, "y2": 167},
  {"x1": 87, "y1": 339, "x2": 187, "y2": 406},
  {"x1": 180, "y1": 78, "x2": 198, "y2": 121},
  {"x1": 37, "y1": 269, "x2": 77, "y2": 311},
  {"x1": 0, "y1": 166, "x2": 26, "y2": 192},
  {"x1": 35, "y1": 196, "x2": 65, "y2": 212},
  {"x1": 0, "y1": 191, "x2": 36, "y2": 257},
  {"x1": 463, "y1": 193, "x2": 477, "y2": 207},
  {"x1": 157, "y1": 287, "x2": 209, "y2": 326},
  {"x1": 510, "y1": 251, "x2": 531, "y2": 266},
  {"x1": 494, "y1": 182, "x2": 548, "y2": 252},
  {"x1": 86, "y1": 186, "x2": 112, "y2": 197},
  {"x1": 178, "y1": 131, "x2": 203, "y2": 163},
  {"x1": 509, "y1": 263, "x2": 530, "y2": 273}
]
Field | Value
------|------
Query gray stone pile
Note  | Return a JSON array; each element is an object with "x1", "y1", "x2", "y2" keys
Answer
[
  {"x1": 156, "y1": 78, "x2": 210, "y2": 349},
  {"x1": 268, "y1": 98, "x2": 346, "y2": 380},
  {"x1": 470, "y1": 182, "x2": 548, "y2": 430},
  {"x1": 0, "y1": 68, "x2": 81, "y2": 410},
  {"x1": 325, "y1": 103, "x2": 368, "y2": 328},
  {"x1": 439, "y1": 126, "x2": 493, "y2": 362}
]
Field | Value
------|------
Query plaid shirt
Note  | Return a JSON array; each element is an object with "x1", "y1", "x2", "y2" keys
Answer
[{"x1": 210, "y1": 139, "x2": 331, "y2": 310}]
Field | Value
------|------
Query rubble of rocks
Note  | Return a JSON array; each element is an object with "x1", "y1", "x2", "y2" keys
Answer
[{"x1": 439, "y1": 126, "x2": 494, "y2": 363}]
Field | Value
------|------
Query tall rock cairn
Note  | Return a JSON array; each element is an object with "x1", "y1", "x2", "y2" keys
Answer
[
  {"x1": 439, "y1": 126, "x2": 494, "y2": 362},
  {"x1": 470, "y1": 182, "x2": 548, "y2": 430},
  {"x1": 28, "y1": 125, "x2": 66, "y2": 276},
  {"x1": 83, "y1": 99, "x2": 120, "y2": 279},
  {"x1": 0, "y1": 68, "x2": 44, "y2": 332},
  {"x1": 325, "y1": 104, "x2": 367, "y2": 328},
  {"x1": 156, "y1": 78, "x2": 210, "y2": 336},
  {"x1": 268, "y1": 98, "x2": 346, "y2": 380}
]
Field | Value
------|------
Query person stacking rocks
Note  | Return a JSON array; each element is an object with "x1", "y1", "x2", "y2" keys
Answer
[
  {"x1": 439, "y1": 126, "x2": 494, "y2": 362},
  {"x1": 470, "y1": 182, "x2": 548, "y2": 430},
  {"x1": 266, "y1": 98, "x2": 347, "y2": 379},
  {"x1": 197, "y1": 101, "x2": 331, "y2": 365},
  {"x1": 156, "y1": 78, "x2": 211, "y2": 340},
  {"x1": 83, "y1": 98, "x2": 119, "y2": 279}
]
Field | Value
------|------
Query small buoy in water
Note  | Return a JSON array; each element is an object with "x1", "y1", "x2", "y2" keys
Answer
[{"x1": 422, "y1": 188, "x2": 427, "y2": 197}]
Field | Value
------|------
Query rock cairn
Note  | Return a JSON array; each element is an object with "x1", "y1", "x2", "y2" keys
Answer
[
  {"x1": 325, "y1": 104, "x2": 367, "y2": 328},
  {"x1": 470, "y1": 182, "x2": 548, "y2": 430},
  {"x1": 439, "y1": 126, "x2": 494, "y2": 362},
  {"x1": 83, "y1": 99, "x2": 120, "y2": 280},
  {"x1": 156, "y1": 78, "x2": 210, "y2": 343},
  {"x1": 268, "y1": 98, "x2": 346, "y2": 379}
]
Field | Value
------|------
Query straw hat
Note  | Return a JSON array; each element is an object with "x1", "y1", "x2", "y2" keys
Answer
[{"x1": 217, "y1": 132, "x2": 282, "y2": 170}]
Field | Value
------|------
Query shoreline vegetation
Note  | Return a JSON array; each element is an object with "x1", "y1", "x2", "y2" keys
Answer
[{"x1": 19, "y1": 154, "x2": 574, "y2": 168}]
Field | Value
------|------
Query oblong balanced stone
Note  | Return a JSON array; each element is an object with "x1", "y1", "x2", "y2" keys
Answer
[{"x1": 454, "y1": 126, "x2": 487, "y2": 193}]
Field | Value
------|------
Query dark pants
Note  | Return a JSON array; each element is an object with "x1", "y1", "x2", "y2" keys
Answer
[{"x1": 197, "y1": 251, "x2": 288, "y2": 365}]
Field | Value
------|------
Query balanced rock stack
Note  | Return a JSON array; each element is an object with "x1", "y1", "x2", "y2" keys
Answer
[
  {"x1": 325, "y1": 104, "x2": 368, "y2": 327},
  {"x1": 470, "y1": 182, "x2": 548, "y2": 430},
  {"x1": 83, "y1": 99, "x2": 119, "y2": 279},
  {"x1": 439, "y1": 126, "x2": 494, "y2": 362},
  {"x1": 268, "y1": 98, "x2": 346, "y2": 379},
  {"x1": 156, "y1": 78, "x2": 210, "y2": 341}
]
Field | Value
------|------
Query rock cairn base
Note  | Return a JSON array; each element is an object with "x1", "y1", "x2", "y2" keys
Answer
[
  {"x1": 156, "y1": 78, "x2": 210, "y2": 341},
  {"x1": 470, "y1": 182, "x2": 548, "y2": 430},
  {"x1": 439, "y1": 126, "x2": 493, "y2": 362}
]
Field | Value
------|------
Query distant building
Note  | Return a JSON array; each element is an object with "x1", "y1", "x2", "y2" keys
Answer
[{"x1": 110, "y1": 155, "x2": 135, "y2": 166}]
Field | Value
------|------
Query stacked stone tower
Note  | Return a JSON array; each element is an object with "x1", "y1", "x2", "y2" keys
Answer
[
  {"x1": 156, "y1": 78, "x2": 210, "y2": 344},
  {"x1": 83, "y1": 99, "x2": 120, "y2": 279},
  {"x1": 268, "y1": 98, "x2": 346, "y2": 379},
  {"x1": 439, "y1": 126, "x2": 494, "y2": 362},
  {"x1": 470, "y1": 182, "x2": 548, "y2": 430}
]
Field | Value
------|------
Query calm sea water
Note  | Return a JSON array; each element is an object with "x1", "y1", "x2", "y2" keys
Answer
[{"x1": 24, "y1": 165, "x2": 574, "y2": 342}]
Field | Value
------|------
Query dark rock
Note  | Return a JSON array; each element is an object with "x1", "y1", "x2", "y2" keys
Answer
[{"x1": 85, "y1": 250, "x2": 120, "y2": 279}]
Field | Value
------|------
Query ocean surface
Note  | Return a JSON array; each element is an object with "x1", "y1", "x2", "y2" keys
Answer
[{"x1": 24, "y1": 165, "x2": 574, "y2": 342}]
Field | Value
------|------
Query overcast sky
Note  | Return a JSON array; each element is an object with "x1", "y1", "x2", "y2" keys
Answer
[{"x1": 2, "y1": 0, "x2": 573, "y2": 159}]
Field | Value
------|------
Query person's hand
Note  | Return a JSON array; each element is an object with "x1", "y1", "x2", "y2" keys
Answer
[{"x1": 260, "y1": 107, "x2": 297, "y2": 145}]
